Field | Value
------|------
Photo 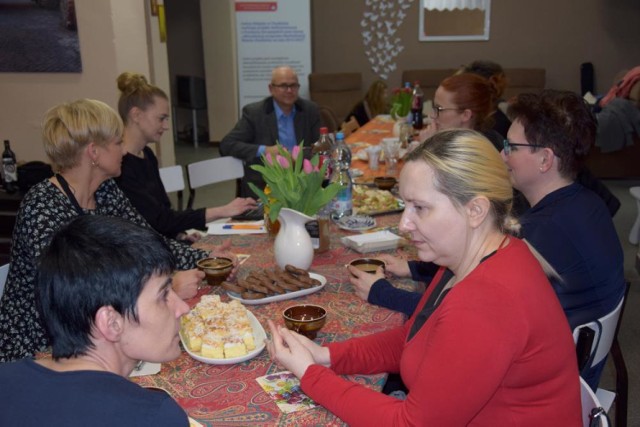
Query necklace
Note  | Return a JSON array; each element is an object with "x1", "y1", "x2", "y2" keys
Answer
[{"x1": 55, "y1": 174, "x2": 93, "y2": 215}]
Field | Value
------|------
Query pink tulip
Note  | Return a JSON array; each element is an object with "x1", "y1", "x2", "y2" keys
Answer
[
  {"x1": 276, "y1": 155, "x2": 289, "y2": 168},
  {"x1": 265, "y1": 152, "x2": 273, "y2": 165},
  {"x1": 302, "y1": 158, "x2": 313, "y2": 174},
  {"x1": 291, "y1": 145, "x2": 301, "y2": 159}
]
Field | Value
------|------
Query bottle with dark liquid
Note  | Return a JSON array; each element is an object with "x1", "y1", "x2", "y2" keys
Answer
[
  {"x1": 411, "y1": 81, "x2": 424, "y2": 130},
  {"x1": 2, "y1": 140, "x2": 18, "y2": 194}
]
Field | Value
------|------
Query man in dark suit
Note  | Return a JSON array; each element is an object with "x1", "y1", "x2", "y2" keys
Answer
[{"x1": 220, "y1": 66, "x2": 321, "y2": 197}]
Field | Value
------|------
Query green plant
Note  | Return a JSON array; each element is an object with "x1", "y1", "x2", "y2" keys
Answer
[
  {"x1": 389, "y1": 86, "x2": 412, "y2": 120},
  {"x1": 249, "y1": 143, "x2": 343, "y2": 222}
]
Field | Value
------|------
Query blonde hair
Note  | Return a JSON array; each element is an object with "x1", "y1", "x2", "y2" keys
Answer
[
  {"x1": 42, "y1": 99, "x2": 123, "y2": 173},
  {"x1": 116, "y1": 71, "x2": 167, "y2": 124},
  {"x1": 365, "y1": 80, "x2": 389, "y2": 117},
  {"x1": 405, "y1": 129, "x2": 519, "y2": 234}
]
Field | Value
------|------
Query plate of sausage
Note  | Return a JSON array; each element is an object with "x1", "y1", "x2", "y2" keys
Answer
[{"x1": 222, "y1": 265, "x2": 326, "y2": 305}]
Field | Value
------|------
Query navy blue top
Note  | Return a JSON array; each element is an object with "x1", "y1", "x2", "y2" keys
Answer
[
  {"x1": 519, "y1": 182, "x2": 625, "y2": 329},
  {"x1": 368, "y1": 261, "x2": 438, "y2": 316},
  {"x1": 368, "y1": 183, "x2": 625, "y2": 331},
  {"x1": 0, "y1": 359, "x2": 189, "y2": 427}
]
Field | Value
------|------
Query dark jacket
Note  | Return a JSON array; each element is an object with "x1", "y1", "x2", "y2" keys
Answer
[{"x1": 220, "y1": 97, "x2": 321, "y2": 198}]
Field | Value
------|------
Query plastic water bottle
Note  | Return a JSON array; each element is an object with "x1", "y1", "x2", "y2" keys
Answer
[
  {"x1": 411, "y1": 81, "x2": 424, "y2": 130},
  {"x1": 330, "y1": 132, "x2": 353, "y2": 220}
]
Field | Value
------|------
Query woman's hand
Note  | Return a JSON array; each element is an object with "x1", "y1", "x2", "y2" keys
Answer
[
  {"x1": 172, "y1": 269, "x2": 205, "y2": 299},
  {"x1": 348, "y1": 265, "x2": 385, "y2": 301},
  {"x1": 266, "y1": 320, "x2": 330, "y2": 378},
  {"x1": 205, "y1": 198, "x2": 258, "y2": 222},
  {"x1": 376, "y1": 254, "x2": 411, "y2": 278},
  {"x1": 208, "y1": 239, "x2": 239, "y2": 281}
]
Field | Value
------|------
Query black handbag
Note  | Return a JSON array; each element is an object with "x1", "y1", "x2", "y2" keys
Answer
[{"x1": 17, "y1": 161, "x2": 54, "y2": 194}]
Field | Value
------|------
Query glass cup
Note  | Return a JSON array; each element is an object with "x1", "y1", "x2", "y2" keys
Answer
[
  {"x1": 366, "y1": 146, "x2": 382, "y2": 171},
  {"x1": 381, "y1": 138, "x2": 401, "y2": 177}
]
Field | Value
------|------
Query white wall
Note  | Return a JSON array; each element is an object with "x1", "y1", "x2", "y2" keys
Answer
[{"x1": 0, "y1": 0, "x2": 175, "y2": 166}]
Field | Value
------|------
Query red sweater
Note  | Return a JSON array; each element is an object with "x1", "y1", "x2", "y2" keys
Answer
[{"x1": 302, "y1": 238, "x2": 582, "y2": 426}]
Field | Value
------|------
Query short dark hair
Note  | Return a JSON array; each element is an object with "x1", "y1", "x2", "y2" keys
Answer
[
  {"x1": 507, "y1": 90, "x2": 595, "y2": 178},
  {"x1": 36, "y1": 216, "x2": 175, "y2": 359}
]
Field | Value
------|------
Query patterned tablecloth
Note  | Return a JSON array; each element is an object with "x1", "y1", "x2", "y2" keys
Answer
[{"x1": 132, "y1": 214, "x2": 420, "y2": 426}]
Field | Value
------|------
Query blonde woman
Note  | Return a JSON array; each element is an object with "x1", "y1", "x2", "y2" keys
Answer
[
  {"x1": 0, "y1": 99, "x2": 222, "y2": 362},
  {"x1": 268, "y1": 130, "x2": 581, "y2": 425},
  {"x1": 346, "y1": 80, "x2": 389, "y2": 126},
  {"x1": 115, "y1": 72, "x2": 256, "y2": 242}
]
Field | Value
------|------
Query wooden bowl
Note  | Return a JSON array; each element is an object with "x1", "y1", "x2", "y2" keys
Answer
[
  {"x1": 283, "y1": 304, "x2": 327, "y2": 339},
  {"x1": 349, "y1": 258, "x2": 386, "y2": 274},
  {"x1": 196, "y1": 257, "x2": 233, "y2": 286},
  {"x1": 374, "y1": 176, "x2": 397, "y2": 191}
]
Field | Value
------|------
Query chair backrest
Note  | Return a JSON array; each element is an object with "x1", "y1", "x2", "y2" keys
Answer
[
  {"x1": 186, "y1": 157, "x2": 244, "y2": 209},
  {"x1": 573, "y1": 294, "x2": 625, "y2": 369},
  {"x1": 340, "y1": 116, "x2": 360, "y2": 138},
  {"x1": 309, "y1": 72, "x2": 362, "y2": 122},
  {"x1": 158, "y1": 165, "x2": 185, "y2": 193},
  {"x1": 158, "y1": 165, "x2": 185, "y2": 211},
  {"x1": 580, "y1": 377, "x2": 610, "y2": 427},
  {"x1": 0, "y1": 263, "x2": 9, "y2": 299},
  {"x1": 319, "y1": 105, "x2": 340, "y2": 133}
]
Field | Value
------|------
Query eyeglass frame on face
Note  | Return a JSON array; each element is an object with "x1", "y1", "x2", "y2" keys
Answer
[
  {"x1": 270, "y1": 83, "x2": 301, "y2": 91},
  {"x1": 431, "y1": 103, "x2": 463, "y2": 118},
  {"x1": 502, "y1": 139, "x2": 545, "y2": 155}
]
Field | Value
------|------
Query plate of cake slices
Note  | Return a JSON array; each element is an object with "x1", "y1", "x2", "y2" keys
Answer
[{"x1": 180, "y1": 295, "x2": 267, "y2": 364}]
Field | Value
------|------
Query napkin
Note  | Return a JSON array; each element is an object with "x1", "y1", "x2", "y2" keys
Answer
[
  {"x1": 129, "y1": 362, "x2": 161, "y2": 377},
  {"x1": 256, "y1": 371, "x2": 317, "y2": 413}
]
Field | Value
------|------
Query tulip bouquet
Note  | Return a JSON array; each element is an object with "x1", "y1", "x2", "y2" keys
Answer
[
  {"x1": 390, "y1": 85, "x2": 412, "y2": 120},
  {"x1": 249, "y1": 143, "x2": 343, "y2": 222}
]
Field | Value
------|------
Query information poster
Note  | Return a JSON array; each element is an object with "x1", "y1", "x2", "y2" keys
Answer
[{"x1": 235, "y1": 0, "x2": 311, "y2": 113}]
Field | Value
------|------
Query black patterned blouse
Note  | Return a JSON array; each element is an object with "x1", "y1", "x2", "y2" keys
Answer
[{"x1": 0, "y1": 179, "x2": 207, "y2": 362}]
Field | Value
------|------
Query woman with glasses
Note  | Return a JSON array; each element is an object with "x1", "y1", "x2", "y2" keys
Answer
[
  {"x1": 502, "y1": 90, "x2": 625, "y2": 390},
  {"x1": 268, "y1": 130, "x2": 582, "y2": 425},
  {"x1": 418, "y1": 73, "x2": 503, "y2": 151}
]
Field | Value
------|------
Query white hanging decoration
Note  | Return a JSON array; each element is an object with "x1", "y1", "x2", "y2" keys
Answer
[{"x1": 361, "y1": 0, "x2": 416, "y2": 81}]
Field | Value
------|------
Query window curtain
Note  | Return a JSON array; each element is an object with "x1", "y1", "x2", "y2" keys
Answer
[{"x1": 422, "y1": 0, "x2": 487, "y2": 11}]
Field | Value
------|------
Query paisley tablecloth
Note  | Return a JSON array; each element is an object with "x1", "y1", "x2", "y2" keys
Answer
[{"x1": 133, "y1": 214, "x2": 421, "y2": 426}]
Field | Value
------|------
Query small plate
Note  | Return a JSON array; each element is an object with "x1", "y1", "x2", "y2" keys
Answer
[
  {"x1": 350, "y1": 168, "x2": 364, "y2": 178},
  {"x1": 181, "y1": 310, "x2": 266, "y2": 365},
  {"x1": 336, "y1": 215, "x2": 376, "y2": 231},
  {"x1": 227, "y1": 273, "x2": 327, "y2": 305}
]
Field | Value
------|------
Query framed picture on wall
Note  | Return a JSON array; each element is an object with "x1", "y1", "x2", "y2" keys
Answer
[
  {"x1": 419, "y1": 0, "x2": 491, "y2": 42},
  {"x1": 0, "y1": 0, "x2": 81, "y2": 72}
]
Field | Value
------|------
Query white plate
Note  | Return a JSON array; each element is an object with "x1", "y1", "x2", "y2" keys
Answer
[
  {"x1": 349, "y1": 168, "x2": 364, "y2": 178},
  {"x1": 226, "y1": 273, "x2": 327, "y2": 305},
  {"x1": 180, "y1": 310, "x2": 267, "y2": 365},
  {"x1": 336, "y1": 215, "x2": 376, "y2": 231}
]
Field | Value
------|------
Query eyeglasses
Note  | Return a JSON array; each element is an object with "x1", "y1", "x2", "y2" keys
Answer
[
  {"x1": 431, "y1": 104, "x2": 462, "y2": 118},
  {"x1": 502, "y1": 139, "x2": 544, "y2": 155},
  {"x1": 271, "y1": 83, "x2": 300, "y2": 91}
]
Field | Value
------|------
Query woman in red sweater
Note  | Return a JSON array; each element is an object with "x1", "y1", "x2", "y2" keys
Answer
[{"x1": 267, "y1": 129, "x2": 582, "y2": 426}]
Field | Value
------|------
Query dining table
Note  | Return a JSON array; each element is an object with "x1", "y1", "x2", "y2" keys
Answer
[
  {"x1": 345, "y1": 114, "x2": 404, "y2": 183},
  {"x1": 131, "y1": 123, "x2": 418, "y2": 426}
]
